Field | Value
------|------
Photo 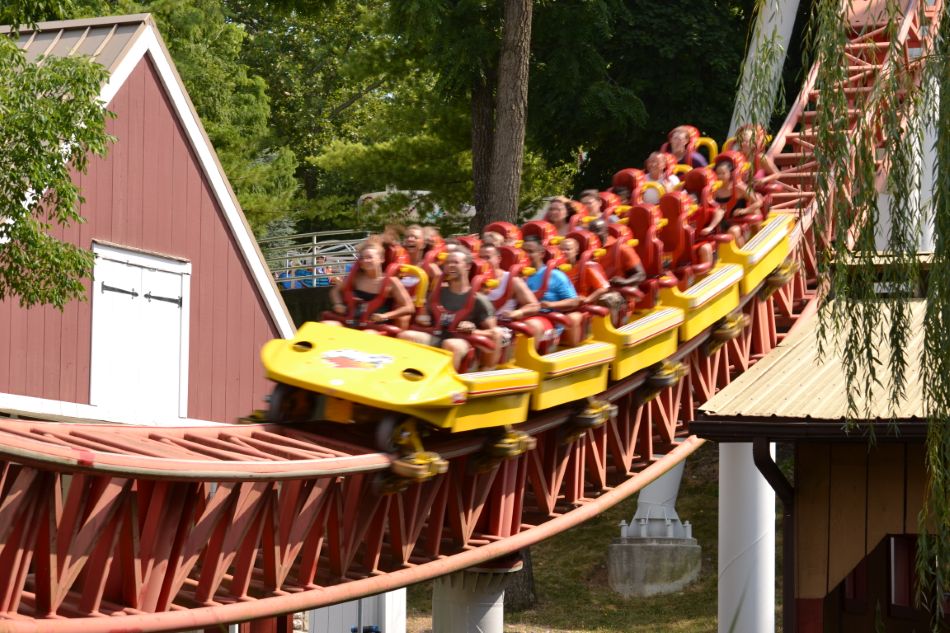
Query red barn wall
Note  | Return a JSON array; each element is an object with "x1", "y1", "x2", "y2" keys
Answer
[{"x1": 0, "y1": 55, "x2": 280, "y2": 423}]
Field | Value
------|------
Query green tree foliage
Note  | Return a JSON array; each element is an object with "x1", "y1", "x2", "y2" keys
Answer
[
  {"x1": 62, "y1": 0, "x2": 300, "y2": 232},
  {"x1": 229, "y1": 0, "x2": 406, "y2": 227},
  {"x1": 0, "y1": 1, "x2": 72, "y2": 26},
  {"x1": 569, "y1": 0, "x2": 760, "y2": 186},
  {"x1": 0, "y1": 36, "x2": 112, "y2": 308},
  {"x1": 230, "y1": 0, "x2": 579, "y2": 233},
  {"x1": 150, "y1": 0, "x2": 299, "y2": 231},
  {"x1": 388, "y1": 0, "x2": 621, "y2": 226},
  {"x1": 526, "y1": 1, "x2": 647, "y2": 176}
]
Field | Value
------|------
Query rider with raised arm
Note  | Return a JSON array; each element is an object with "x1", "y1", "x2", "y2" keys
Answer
[{"x1": 398, "y1": 249, "x2": 502, "y2": 371}]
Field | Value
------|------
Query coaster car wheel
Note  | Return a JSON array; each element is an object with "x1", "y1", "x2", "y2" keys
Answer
[
  {"x1": 574, "y1": 398, "x2": 617, "y2": 430},
  {"x1": 266, "y1": 383, "x2": 316, "y2": 423},
  {"x1": 374, "y1": 414, "x2": 400, "y2": 453},
  {"x1": 711, "y1": 311, "x2": 750, "y2": 343},
  {"x1": 646, "y1": 360, "x2": 686, "y2": 390},
  {"x1": 390, "y1": 451, "x2": 449, "y2": 481},
  {"x1": 761, "y1": 259, "x2": 799, "y2": 298},
  {"x1": 485, "y1": 427, "x2": 537, "y2": 460}
]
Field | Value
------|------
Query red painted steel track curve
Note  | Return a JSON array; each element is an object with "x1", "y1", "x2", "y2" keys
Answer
[{"x1": 0, "y1": 1, "x2": 938, "y2": 629}]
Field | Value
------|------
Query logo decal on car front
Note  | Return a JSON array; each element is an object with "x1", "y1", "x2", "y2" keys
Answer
[{"x1": 322, "y1": 349, "x2": 394, "y2": 370}]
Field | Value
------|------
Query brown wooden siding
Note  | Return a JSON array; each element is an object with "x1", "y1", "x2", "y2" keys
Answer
[
  {"x1": 817, "y1": 537, "x2": 936, "y2": 633},
  {"x1": 795, "y1": 442, "x2": 927, "y2": 600},
  {"x1": 0, "y1": 55, "x2": 280, "y2": 423}
]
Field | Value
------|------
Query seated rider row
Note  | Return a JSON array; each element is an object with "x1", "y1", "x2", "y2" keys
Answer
[{"x1": 321, "y1": 123, "x2": 775, "y2": 373}]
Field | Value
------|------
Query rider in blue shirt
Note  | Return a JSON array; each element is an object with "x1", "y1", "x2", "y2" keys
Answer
[
  {"x1": 526, "y1": 263, "x2": 577, "y2": 303},
  {"x1": 522, "y1": 237, "x2": 584, "y2": 345}
]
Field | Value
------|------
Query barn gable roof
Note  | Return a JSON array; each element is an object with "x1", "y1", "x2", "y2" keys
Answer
[{"x1": 2, "y1": 14, "x2": 295, "y2": 339}]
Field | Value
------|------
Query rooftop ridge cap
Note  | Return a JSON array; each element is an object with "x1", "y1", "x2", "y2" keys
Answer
[{"x1": 0, "y1": 13, "x2": 152, "y2": 35}]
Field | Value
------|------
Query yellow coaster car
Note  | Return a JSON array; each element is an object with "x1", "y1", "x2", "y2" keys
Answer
[
  {"x1": 591, "y1": 306, "x2": 685, "y2": 381},
  {"x1": 512, "y1": 335, "x2": 615, "y2": 410},
  {"x1": 261, "y1": 322, "x2": 538, "y2": 447},
  {"x1": 659, "y1": 262, "x2": 744, "y2": 341},
  {"x1": 718, "y1": 214, "x2": 794, "y2": 295}
]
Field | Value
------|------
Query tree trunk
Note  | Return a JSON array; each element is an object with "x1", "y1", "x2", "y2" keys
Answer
[
  {"x1": 504, "y1": 548, "x2": 536, "y2": 611},
  {"x1": 471, "y1": 70, "x2": 496, "y2": 229},
  {"x1": 483, "y1": 0, "x2": 533, "y2": 228}
]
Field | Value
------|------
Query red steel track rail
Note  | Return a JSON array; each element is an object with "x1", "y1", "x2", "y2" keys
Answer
[{"x1": 0, "y1": 0, "x2": 937, "y2": 629}]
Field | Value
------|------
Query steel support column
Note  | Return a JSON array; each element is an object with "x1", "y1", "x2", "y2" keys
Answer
[
  {"x1": 729, "y1": 0, "x2": 802, "y2": 136},
  {"x1": 718, "y1": 443, "x2": 776, "y2": 633}
]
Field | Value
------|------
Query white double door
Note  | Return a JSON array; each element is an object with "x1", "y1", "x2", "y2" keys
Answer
[{"x1": 89, "y1": 244, "x2": 191, "y2": 425}]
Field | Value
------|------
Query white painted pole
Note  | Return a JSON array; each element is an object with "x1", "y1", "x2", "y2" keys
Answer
[
  {"x1": 382, "y1": 588, "x2": 407, "y2": 633},
  {"x1": 718, "y1": 442, "x2": 776, "y2": 633},
  {"x1": 432, "y1": 571, "x2": 507, "y2": 633},
  {"x1": 728, "y1": 0, "x2": 802, "y2": 137}
]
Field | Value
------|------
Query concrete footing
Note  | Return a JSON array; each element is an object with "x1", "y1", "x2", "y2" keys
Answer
[{"x1": 607, "y1": 536, "x2": 702, "y2": 597}]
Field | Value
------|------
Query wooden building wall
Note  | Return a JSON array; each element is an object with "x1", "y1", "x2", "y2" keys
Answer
[
  {"x1": 795, "y1": 441, "x2": 927, "y2": 601},
  {"x1": 818, "y1": 537, "x2": 936, "y2": 633},
  {"x1": 0, "y1": 55, "x2": 280, "y2": 423}
]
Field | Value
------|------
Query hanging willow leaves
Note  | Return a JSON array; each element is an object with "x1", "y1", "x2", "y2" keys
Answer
[
  {"x1": 917, "y1": 0, "x2": 950, "y2": 622},
  {"x1": 794, "y1": 0, "x2": 948, "y2": 627}
]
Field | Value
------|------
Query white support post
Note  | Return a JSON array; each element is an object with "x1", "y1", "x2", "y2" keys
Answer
[
  {"x1": 432, "y1": 571, "x2": 507, "y2": 633},
  {"x1": 718, "y1": 442, "x2": 776, "y2": 633},
  {"x1": 729, "y1": 0, "x2": 802, "y2": 137}
]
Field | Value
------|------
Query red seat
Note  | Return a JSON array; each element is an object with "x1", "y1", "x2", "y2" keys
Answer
[
  {"x1": 657, "y1": 192, "x2": 712, "y2": 289},
  {"x1": 598, "y1": 191, "x2": 622, "y2": 223},
  {"x1": 560, "y1": 230, "x2": 611, "y2": 327},
  {"x1": 611, "y1": 168, "x2": 645, "y2": 203},
  {"x1": 601, "y1": 224, "x2": 645, "y2": 307},
  {"x1": 565, "y1": 200, "x2": 591, "y2": 231},
  {"x1": 624, "y1": 206, "x2": 677, "y2": 309},
  {"x1": 484, "y1": 221, "x2": 523, "y2": 245},
  {"x1": 457, "y1": 234, "x2": 482, "y2": 254},
  {"x1": 521, "y1": 220, "x2": 557, "y2": 245},
  {"x1": 422, "y1": 242, "x2": 446, "y2": 267},
  {"x1": 498, "y1": 245, "x2": 528, "y2": 272},
  {"x1": 383, "y1": 243, "x2": 409, "y2": 267}
]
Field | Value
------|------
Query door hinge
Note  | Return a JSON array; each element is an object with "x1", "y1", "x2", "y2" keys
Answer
[
  {"x1": 144, "y1": 291, "x2": 182, "y2": 307},
  {"x1": 101, "y1": 283, "x2": 138, "y2": 298}
]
